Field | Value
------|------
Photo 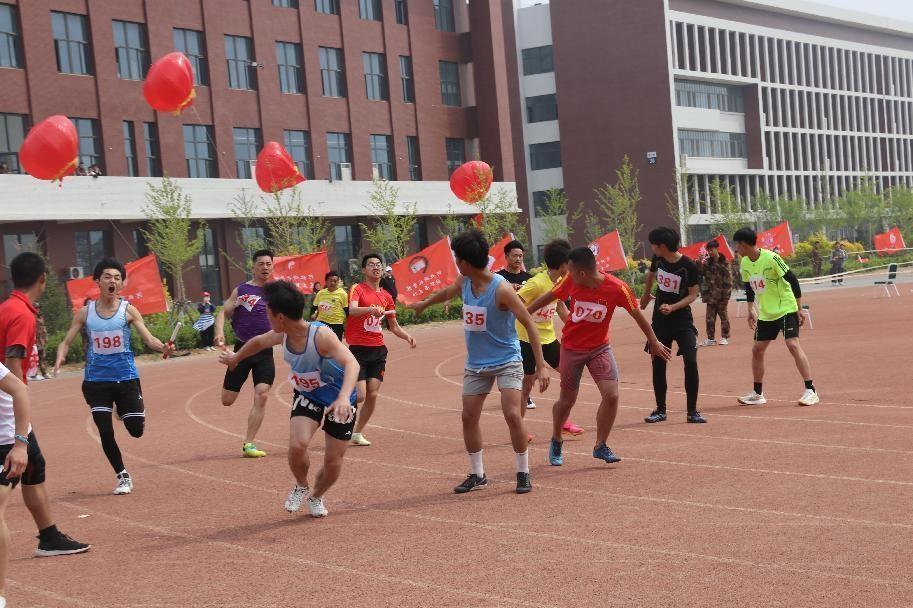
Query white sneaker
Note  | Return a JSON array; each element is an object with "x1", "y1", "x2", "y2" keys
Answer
[
  {"x1": 0, "y1": 594, "x2": 6, "y2": 607},
  {"x1": 798, "y1": 389, "x2": 820, "y2": 406},
  {"x1": 526, "y1": 398, "x2": 537, "y2": 410},
  {"x1": 699, "y1": 339, "x2": 716, "y2": 347},
  {"x1": 718, "y1": 338, "x2": 729, "y2": 345},
  {"x1": 307, "y1": 496, "x2": 328, "y2": 518},
  {"x1": 33, "y1": 374, "x2": 46, "y2": 381},
  {"x1": 284, "y1": 484, "x2": 309, "y2": 512},
  {"x1": 113, "y1": 472, "x2": 133, "y2": 495},
  {"x1": 738, "y1": 392, "x2": 767, "y2": 406},
  {"x1": 351, "y1": 432, "x2": 371, "y2": 446}
]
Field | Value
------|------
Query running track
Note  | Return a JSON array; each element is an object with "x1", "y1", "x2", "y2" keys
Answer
[{"x1": 6, "y1": 285, "x2": 913, "y2": 607}]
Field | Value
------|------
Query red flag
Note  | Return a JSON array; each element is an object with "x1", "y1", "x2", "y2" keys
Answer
[
  {"x1": 589, "y1": 231, "x2": 627, "y2": 272},
  {"x1": 757, "y1": 222, "x2": 794, "y2": 257},
  {"x1": 487, "y1": 233, "x2": 519, "y2": 273},
  {"x1": 391, "y1": 237, "x2": 460, "y2": 304},
  {"x1": 472, "y1": 214, "x2": 484, "y2": 229},
  {"x1": 66, "y1": 254, "x2": 168, "y2": 315},
  {"x1": 273, "y1": 251, "x2": 331, "y2": 295},
  {"x1": 874, "y1": 227, "x2": 906, "y2": 255},
  {"x1": 681, "y1": 235, "x2": 734, "y2": 261}
]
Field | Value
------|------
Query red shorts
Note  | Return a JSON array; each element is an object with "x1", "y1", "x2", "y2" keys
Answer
[{"x1": 559, "y1": 344, "x2": 619, "y2": 390}]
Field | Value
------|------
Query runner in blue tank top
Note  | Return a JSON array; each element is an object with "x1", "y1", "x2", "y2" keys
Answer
[
  {"x1": 54, "y1": 258, "x2": 174, "y2": 495},
  {"x1": 409, "y1": 230, "x2": 549, "y2": 495},
  {"x1": 219, "y1": 281, "x2": 358, "y2": 518}
]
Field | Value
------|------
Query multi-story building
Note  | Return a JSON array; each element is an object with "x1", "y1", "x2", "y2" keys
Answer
[
  {"x1": 0, "y1": 0, "x2": 518, "y2": 297},
  {"x1": 507, "y1": 0, "x2": 913, "y2": 252}
]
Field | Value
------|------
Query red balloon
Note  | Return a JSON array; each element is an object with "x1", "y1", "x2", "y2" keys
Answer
[
  {"x1": 19, "y1": 115, "x2": 79, "y2": 181},
  {"x1": 255, "y1": 141, "x2": 305, "y2": 193},
  {"x1": 449, "y1": 161, "x2": 493, "y2": 203},
  {"x1": 143, "y1": 52, "x2": 196, "y2": 114}
]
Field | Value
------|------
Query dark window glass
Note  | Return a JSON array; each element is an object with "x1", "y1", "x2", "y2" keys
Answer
[
  {"x1": 123, "y1": 121, "x2": 138, "y2": 176},
  {"x1": 199, "y1": 227, "x2": 221, "y2": 297},
  {"x1": 272, "y1": 0, "x2": 299, "y2": 7},
  {"x1": 439, "y1": 61, "x2": 461, "y2": 106},
  {"x1": 143, "y1": 122, "x2": 162, "y2": 177},
  {"x1": 678, "y1": 130, "x2": 747, "y2": 158},
  {"x1": 525, "y1": 94, "x2": 558, "y2": 123},
  {"x1": 0, "y1": 113, "x2": 28, "y2": 173},
  {"x1": 363, "y1": 52, "x2": 388, "y2": 101},
  {"x1": 173, "y1": 28, "x2": 208, "y2": 86},
  {"x1": 675, "y1": 79, "x2": 745, "y2": 112},
  {"x1": 284, "y1": 130, "x2": 313, "y2": 179},
  {"x1": 113, "y1": 20, "x2": 149, "y2": 80},
  {"x1": 0, "y1": 4, "x2": 22, "y2": 69},
  {"x1": 315, "y1": 0, "x2": 339, "y2": 14},
  {"x1": 359, "y1": 0, "x2": 381, "y2": 20},
  {"x1": 334, "y1": 225, "x2": 356, "y2": 281},
  {"x1": 406, "y1": 135, "x2": 421, "y2": 180},
  {"x1": 529, "y1": 141, "x2": 562, "y2": 170},
  {"x1": 3, "y1": 234, "x2": 39, "y2": 269},
  {"x1": 327, "y1": 132, "x2": 351, "y2": 180},
  {"x1": 225, "y1": 35, "x2": 256, "y2": 90},
  {"x1": 233, "y1": 127, "x2": 262, "y2": 179},
  {"x1": 71, "y1": 117, "x2": 103, "y2": 170},
  {"x1": 51, "y1": 12, "x2": 93, "y2": 75},
  {"x1": 370, "y1": 135, "x2": 394, "y2": 180},
  {"x1": 400, "y1": 55, "x2": 414, "y2": 103},
  {"x1": 445, "y1": 138, "x2": 465, "y2": 176},
  {"x1": 74, "y1": 230, "x2": 111, "y2": 273},
  {"x1": 433, "y1": 0, "x2": 454, "y2": 32},
  {"x1": 395, "y1": 0, "x2": 408, "y2": 25},
  {"x1": 532, "y1": 189, "x2": 566, "y2": 217},
  {"x1": 413, "y1": 218, "x2": 428, "y2": 249},
  {"x1": 522, "y1": 45, "x2": 553, "y2": 76},
  {"x1": 183, "y1": 124, "x2": 216, "y2": 178},
  {"x1": 319, "y1": 47, "x2": 346, "y2": 97},
  {"x1": 276, "y1": 41, "x2": 304, "y2": 94}
]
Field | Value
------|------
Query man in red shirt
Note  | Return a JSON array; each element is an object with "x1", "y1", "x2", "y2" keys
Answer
[
  {"x1": 0, "y1": 252, "x2": 89, "y2": 557},
  {"x1": 345, "y1": 253, "x2": 417, "y2": 446},
  {"x1": 525, "y1": 247, "x2": 671, "y2": 466}
]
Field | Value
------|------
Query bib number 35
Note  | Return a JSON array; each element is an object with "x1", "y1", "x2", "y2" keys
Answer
[{"x1": 462, "y1": 305, "x2": 487, "y2": 332}]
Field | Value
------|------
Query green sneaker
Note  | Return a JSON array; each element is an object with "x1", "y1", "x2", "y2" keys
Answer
[{"x1": 242, "y1": 443, "x2": 266, "y2": 458}]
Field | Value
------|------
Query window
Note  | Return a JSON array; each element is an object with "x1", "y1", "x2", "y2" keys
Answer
[
  {"x1": 199, "y1": 228, "x2": 221, "y2": 298},
  {"x1": 225, "y1": 35, "x2": 256, "y2": 90},
  {"x1": 183, "y1": 124, "x2": 216, "y2": 178},
  {"x1": 359, "y1": 0, "x2": 381, "y2": 20},
  {"x1": 132, "y1": 229, "x2": 148, "y2": 258},
  {"x1": 439, "y1": 61, "x2": 461, "y2": 106},
  {"x1": 675, "y1": 79, "x2": 745, "y2": 113},
  {"x1": 522, "y1": 45, "x2": 553, "y2": 76},
  {"x1": 529, "y1": 141, "x2": 562, "y2": 170},
  {"x1": 71, "y1": 118, "x2": 102, "y2": 170},
  {"x1": 233, "y1": 127, "x2": 261, "y2": 179},
  {"x1": 173, "y1": 29, "x2": 208, "y2": 86},
  {"x1": 113, "y1": 21, "x2": 149, "y2": 80},
  {"x1": 74, "y1": 230, "x2": 111, "y2": 273},
  {"x1": 0, "y1": 4, "x2": 22, "y2": 69},
  {"x1": 413, "y1": 218, "x2": 428, "y2": 250},
  {"x1": 400, "y1": 56, "x2": 414, "y2": 103},
  {"x1": 678, "y1": 130, "x2": 747, "y2": 158},
  {"x1": 241, "y1": 227, "x2": 265, "y2": 257},
  {"x1": 434, "y1": 0, "x2": 454, "y2": 32},
  {"x1": 315, "y1": 0, "x2": 339, "y2": 14},
  {"x1": 319, "y1": 47, "x2": 346, "y2": 97},
  {"x1": 284, "y1": 130, "x2": 313, "y2": 179},
  {"x1": 526, "y1": 94, "x2": 558, "y2": 123},
  {"x1": 3, "y1": 233, "x2": 38, "y2": 267},
  {"x1": 276, "y1": 41, "x2": 304, "y2": 94},
  {"x1": 123, "y1": 121, "x2": 138, "y2": 176},
  {"x1": 273, "y1": 0, "x2": 298, "y2": 6},
  {"x1": 445, "y1": 138, "x2": 465, "y2": 176},
  {"x1": 0, "y1": 113, "x2": 27, "y2": 173},
  {"x1": 52, "y1": 12, "x2": 92, "y2": 75},
  {"x1": 406, "y1": 135, "x2": 421, "y2": 180},
  {"x1": 370, "y1": 135, "x2": 394, "y2": 180},
  {"x1": 334, "y1": 225, "x2": 357, "y2": 281},
  {"x1": 326, "y1": 132, "x2": 351, "y2": 180},
  {"x1": 143, "y1": 122, "x2": 161, "y2": 177},
  {"x1": 532, "y1": 189, "x2": 566, "y2": 217},
  {"x1": 363, "y1": 52, "x2": 388, "y2": 101},
  {"x1": 395, "y1": 0, "x2": 408, "y2": 25}
]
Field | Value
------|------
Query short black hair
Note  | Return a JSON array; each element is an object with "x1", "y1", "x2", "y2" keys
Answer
[
  {"x1": 92, "y1": 257, "x2": 127, "y2": 281},
  {"x1": 568, "y1": 246, "x2": 597, "y2": 271},
  {"x1": 361, "y1": 253, "x2": 382, "y2": 268},
  {"x1": 648, "y1": 227, "x2": 680, "y2": 252},
  {"x1": 451, "y1": 229, "x2": 490, "y2": 269},
  {"x1": 263, "y1": 280, "x2": 304, "y2": 320},
  {"x1": 542, "y1": 239, "x2": 571, "y2": 270},
  {"x1": 10, "y1": 252, "x2": 46, "y2": 289},
  {"x1": 252, "y1": 249, "x2": 274, "y2": 263},
  {"x1": 705, "y1": 240, "x2": 719, "y2": 250},
  {"x1": 324, "y1": 270, "x2": 339, "y2": 281},
  {"x1": 732, "y1": 228, "x2": 757, "y2": 246},
  {"x1": 503, "y1": 239, "x2": 524, "y2": 255}
]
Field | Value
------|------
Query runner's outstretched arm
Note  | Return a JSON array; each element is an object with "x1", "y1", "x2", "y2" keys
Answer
[
  {"x1": 500, "y1": 283, "x2": 550, "y2": 393},
  {"x1": 407, "y1": 277, "x2": 463, "y2": 316},
  {"x1": 127, "y1": 305, "x2": 173, "y2": 356},
  {"x1": 627, "y1": 307, "x2": 672, "y2": 361},
  {"x1": 214, "y1": 287, "x2": 238, "y2": 346},
  {"x1": 640, "y1": 272, "x2": 656, "y2": 310},
  {"x1": 385, "y1": 314, "x2": 417, "y2": 348},
  {"x1": 555, "y1": 300, "x2": 569, "y2": 322},
  {"x1": 524, "y1": 289, "x2": 557, "y2": 315},
  {"x1": 53, "y1": 306, "x2": 88, "y2": 376},
  {"x1": 219, "y1": 331, "x2": 283, "y2": 370}
]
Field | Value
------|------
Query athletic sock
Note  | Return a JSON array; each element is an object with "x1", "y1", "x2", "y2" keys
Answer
[
  {"x1": 515, "y1": 450, "x2": 529, "y2": 474},
  {"x1": 38, "y1": 525, "x2": 60, "y2": 541},
  {"x1": 804, "y1": 379, "x2": 815, "y2": 392},
  {"x1": 468, "y1": 450, "x2": 484, "y2": 478},
  {"x1": 753, "y1": 382, "x2": 763, "y2": 395}
]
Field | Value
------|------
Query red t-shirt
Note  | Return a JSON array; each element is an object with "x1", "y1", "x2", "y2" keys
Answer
[
  {"x1": 552, "y1": 272, "x2": 637, "y2": 350},
  {"x1": 344, "y1": 283, "x2": 396, "y2": 347},
  {"x1": 0, "y1": 291, "x2": 38, "y2": 382}
]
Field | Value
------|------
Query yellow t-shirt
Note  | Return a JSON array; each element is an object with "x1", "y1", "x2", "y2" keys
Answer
[
  {"x1": 515, "y1": 271, "x2": 558, "y2": 345},
  {"x1": 313, "y1": 288, "x2": 348, "y2": 325}
]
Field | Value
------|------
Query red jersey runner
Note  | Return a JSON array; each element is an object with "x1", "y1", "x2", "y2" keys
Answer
[
  {"x1": 551, "y1": 273, "x2": 637, "y2": 351},
  {"x1": 345, "y1": 283, "x2": 396, "y2": 347}
]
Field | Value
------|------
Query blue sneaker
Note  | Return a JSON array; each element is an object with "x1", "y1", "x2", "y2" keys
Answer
[
  {"x1": 548, "y1": 438, "x2": 564, "y2": 466},
  {"x1": 593, "y1": 443, "x2": 621, "y2": 464}
]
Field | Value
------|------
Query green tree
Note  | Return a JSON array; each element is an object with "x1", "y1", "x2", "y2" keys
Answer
[
  {"x1": 261, "y1": 187, "x2": 331, "y2": 256},
  {"x1": 360, "y1": 180, "x2": 418, "y2": 262},
  {"x1": 886, "y1": 185, "x2": 913, "y2": 241},
  {"x1": 708, "y1": 178, "x2": 748, "y2": 239},
  {"x1": 474, "y1": 186, "x2": 527, "y2": 246},
  {"x1": 537, "y1": 188, "x2": 579, "y2": 242},
  {"x1": 836, "y1": 177, "x2": 884, "y2": 244},
  {"x1": 585, "y1": 155, "x2": 643, "y2": 257},
  {"x1": 437, "y1": 203, "x2": 471, "y2": 239}
]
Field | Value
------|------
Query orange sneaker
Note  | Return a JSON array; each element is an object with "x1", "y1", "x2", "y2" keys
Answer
[{"x1": 562, "y1": 421, "x2": 584, "y2": 436}]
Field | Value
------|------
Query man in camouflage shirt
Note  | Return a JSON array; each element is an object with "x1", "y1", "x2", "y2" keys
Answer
[{"x1": 699, "y1": 241, "x2": 732, "y2": 346}]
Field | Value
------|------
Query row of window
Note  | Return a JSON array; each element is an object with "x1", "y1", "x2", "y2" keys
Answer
[
  {"x1": 678, "y1": 129, "x2": 747, "y2": 159},
  {"x1": 271, "y1": 0, "x2": 453, "y2": 31},
  {"x1": 675, "y1": 79, "x2": 745, "y2": 113},
  {"x1": 763, "y1": 129, "x2": 913, "y2": 175}
]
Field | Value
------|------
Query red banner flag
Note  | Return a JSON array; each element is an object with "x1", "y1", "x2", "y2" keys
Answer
[
  {"x1": 589, "y1": 230, "x2": 628, "y2": 272},
  {"x1": 757, "y1": 222, "x2": 794, "y2": 257},
  {"x1": 66, "y1": 254, "x2": 168, "y2": 315},
  {"x1": 874, "y1": 227, "x2": 906, "y2": 255},
  {"x1": 487, "y1": 233, "x2": 520, "y2": 273},
  {"x1": 391, "y1": 237, "x2": 460, "y2": 304},
  {"x1": 679, "y1": 235, "x2": 734, "y2": 262},
  {"x1": 273, "y1": 251, "x2": 330, "y2": 294}
]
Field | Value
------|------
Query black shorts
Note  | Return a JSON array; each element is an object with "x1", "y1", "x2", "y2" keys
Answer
[
  {"x1": 290, "y1": 392, "x2": 356, "y2": 442},
  {"x1": 326, "y1": 323, "x2": 345, "y2": 341},
  {"x1": 519, "y1": 340, "x2": 561, "y2": 376},
  {"x1": 223, "y1": 342, "x2": 276, "y2": 392},
  {"x1": 0, "y1": 432, "x2": 46, "y2": 488},
  {"x1": 349, "y1": 345, "x2": 388, "y2": 382},
  {"x1": 82, "y1": 379, "x2": 144, "y2": 420},
  {"x1": 650, "y1": 322, "x2": 698, "y2": 356},
  {"x1": 755, "y1": 313, "x2": 800, "y2": 342}
]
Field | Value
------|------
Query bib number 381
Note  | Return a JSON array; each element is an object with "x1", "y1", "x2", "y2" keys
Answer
[
  {"x1": 91, "y1": 330, "x2": 125, "y2": 355},
  {"x1": 571, "y1": 301, "x2": 608, "y2": 323},
  {"x1": 656, "y1": 269, "x2": 682, "y2": 294},
  {"x1": 462, "y1": 305, "x2": 487, "y2": 332}
]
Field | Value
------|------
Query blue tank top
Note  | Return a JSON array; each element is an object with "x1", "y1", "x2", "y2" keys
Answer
[
  {"x1": 283, "y1": 322, "x2": 356, "y2": 407},
  {"x1": 232, "y1": 283, "x2": 271, "y2": 342},
  {"x1": 84, "y1": 300, "x2": 138, "y2": 382},
  {"x1": 461, "y1": 273, "x2": 521, "y2": 371}
]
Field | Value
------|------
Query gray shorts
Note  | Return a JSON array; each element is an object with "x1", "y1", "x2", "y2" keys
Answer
[{"x1": 462, "y1": 361, "x2": 524, "y2": 395}]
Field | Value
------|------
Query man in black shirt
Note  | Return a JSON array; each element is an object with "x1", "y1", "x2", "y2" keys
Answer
[
  {"x1": 639, "y1": 227, "x2": 706, "y2": 424},
  {"x1": 496, "y1": 240, "x2": 531, "y2": 291}
]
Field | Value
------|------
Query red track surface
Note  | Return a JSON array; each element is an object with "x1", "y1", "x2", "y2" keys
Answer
[{"x1": 6, "y1": 285, "x2": 913, "y2": 607}]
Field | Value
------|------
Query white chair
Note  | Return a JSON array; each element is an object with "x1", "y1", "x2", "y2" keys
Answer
[
  {"x1": 873, "y1": 264, "x2": 900, "y2": 298},
  {"x1": 800, "y1": 304, "x2": 813, "y2": 329},
  {"x1": 735, "y1": 296, "x2": 748, "y2": 317}
]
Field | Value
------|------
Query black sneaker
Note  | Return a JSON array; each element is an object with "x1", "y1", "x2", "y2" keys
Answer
[
  {"x1": 516, "y1": 472, "x2": 532, "y2": 494},
  {"x1": 453, "y1": 473, "x2": 488, "y2": 494},
  {"x1": 644, "y1": 410, "x2": 667, "y2": 423},
  {"x1": 35, "y1": 532, "x2": 91, "y2": 557},
  {"x1": 687, "y1": 412, "x2": 707, "y2": 423}
]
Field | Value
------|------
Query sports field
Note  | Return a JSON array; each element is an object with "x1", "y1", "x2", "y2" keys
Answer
[{"x1": 7, "y1": 283, "x2": 913, "y2": 607}]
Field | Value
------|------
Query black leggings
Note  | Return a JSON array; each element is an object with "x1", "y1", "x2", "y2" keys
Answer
[
  {"x1": 92, "y1": 411, "x2": 145, "y2": 474},
  {"x1": 652, "y1": 349, "x2": 699, "y2": 415}
]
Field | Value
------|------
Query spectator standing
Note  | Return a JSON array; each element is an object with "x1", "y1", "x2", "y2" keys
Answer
[
  {"x1": 194, "y1": 292, "x2": 216, "y2": 350},
  {"x1": 830, "y1": 242, "x2": 847, "y2": 285},
  {"x1": 811, "y1": 242, "x2": 823, "y2": 277},
  {"x1": 379, "y1": 266, "x2": 398, "y2": 302},
  {"x1": 698, "y1": 241, "x2": 733, "y2": 346}
]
